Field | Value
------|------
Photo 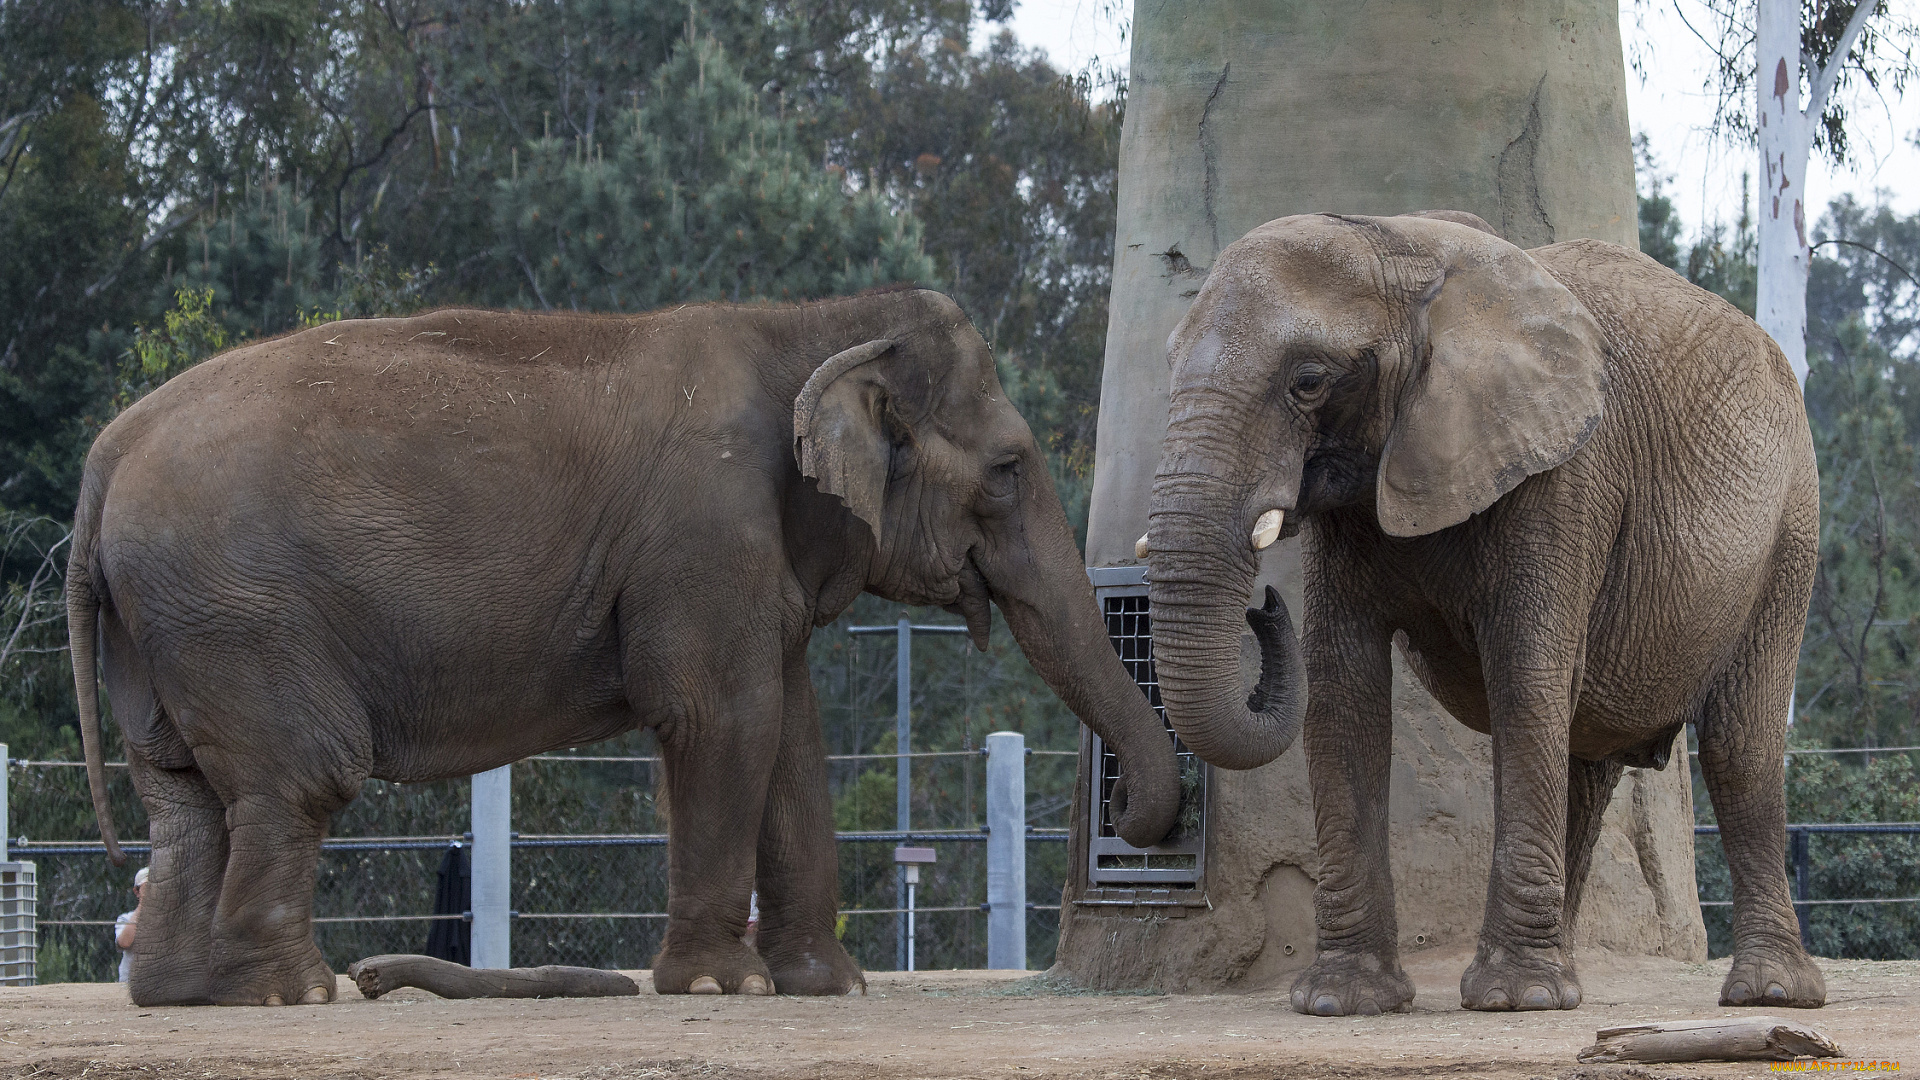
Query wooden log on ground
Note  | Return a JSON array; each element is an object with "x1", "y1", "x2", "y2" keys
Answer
[
  {"x1": 1577, "y1": 1016, "x2": 1844, "y2": 1064},
  {"x1": 347, "y1": 954, "x2": 640, "y2": 1000}
]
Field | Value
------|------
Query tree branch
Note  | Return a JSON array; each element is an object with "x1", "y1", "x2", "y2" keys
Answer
[
  {"x1": 1812, "y1": 238, "x2": 1920, "y2": 288},
  {"x1": 1805, "y1": 0, "x2": 1880, "y2": 125}
]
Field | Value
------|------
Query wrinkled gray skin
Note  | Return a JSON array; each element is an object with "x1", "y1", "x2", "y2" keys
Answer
[
  {"x1": 69, "y1": 289, "x2": 1179, "y2": 1007},
  {"x1": 1142, "y1": 213, "x2": 1822, "y2": 1014}
]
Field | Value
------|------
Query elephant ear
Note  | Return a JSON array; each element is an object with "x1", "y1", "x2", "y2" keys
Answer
[
  {"x1": 793, "y1": 339, "x2": 897, "y2": 544},
  {"x1": 1374, "y1": 220, "x2": 1608, "y2": 537}
]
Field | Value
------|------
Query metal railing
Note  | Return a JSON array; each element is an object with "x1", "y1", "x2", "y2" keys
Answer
[{"x1": 1692, "y1": 823, "x2": 1920, "y2": 949}]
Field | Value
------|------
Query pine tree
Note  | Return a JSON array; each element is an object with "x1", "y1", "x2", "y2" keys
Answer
[{"x1": 488, "y1": 34, "x2": 936, "y2": 312}]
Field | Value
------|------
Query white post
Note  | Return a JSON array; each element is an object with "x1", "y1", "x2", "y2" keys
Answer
[
  {"x1": 985, "y1": 731, "x2": 1026, "y2": 970},
  {"x1": 469, "y1": 764, "x2": 511, "y2": 969},
  {"x1": 1, "y1": 743, "x2": 9, "y2": 861}
]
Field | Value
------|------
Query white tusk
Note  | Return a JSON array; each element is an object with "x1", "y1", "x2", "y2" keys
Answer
[
  {"x1": 1135, "y1": 532, "x2": 1152, "y2": 560},
  {"x1": 1251, "y1": 509, "x2": 1284, "y2": 551}
]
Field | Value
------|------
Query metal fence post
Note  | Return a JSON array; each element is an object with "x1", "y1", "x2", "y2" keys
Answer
[
  {"x1": 1791, "y1": 827, "x2": 1812, "y2": 950},
  {"x1": 2, "y1": 743, "x2": 8, "y2": 861},
  {"x1": 470, "y1": 764, "x2": 512, "y2": 969},
  {"x1": 896, "y1": 614, "x2": 911, "y2": 971},
  {"x1": 986, "y1": 731, "x2": 1026, "y2": 970}
]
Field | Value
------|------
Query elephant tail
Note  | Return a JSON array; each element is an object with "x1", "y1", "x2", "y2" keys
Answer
[{"x1": 66, "y1": 509, "x2": 124, "y2": 865}]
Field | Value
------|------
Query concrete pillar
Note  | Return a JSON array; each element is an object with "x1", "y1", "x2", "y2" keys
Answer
[
  {"x1": 985, "y1": 731, "x2": 1027, "y2": 970},
  {"x1": 1060, "y1": 0, "x2": 1705, "y2": 991},
  {"x1": 470, "y1": 765, "x2": 512, "y2": 969}
]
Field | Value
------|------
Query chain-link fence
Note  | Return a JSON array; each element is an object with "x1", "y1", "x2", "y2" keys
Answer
[{"x1": 10, "y1": 737, "x2": 1080, "y2": 982}]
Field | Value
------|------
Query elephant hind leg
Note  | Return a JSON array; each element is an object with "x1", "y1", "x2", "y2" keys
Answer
[
  {"x1": 1561, "y1": 755, "x2": 1625, "y2": 942},
  {"x1": 206, "y1": 789, "x2": 343, "y2": 1006},
  {"x1": 125, "y1": 747, "x2": 229, "y2": 1006},
  {"x1": 1696, "y1": 546, "x2": 1824, "y2": 1008}
]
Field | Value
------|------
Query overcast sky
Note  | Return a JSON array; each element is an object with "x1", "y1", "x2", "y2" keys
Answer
[{"x1": 1004, "y1": 1, "x2": 1919, "y2": 239}]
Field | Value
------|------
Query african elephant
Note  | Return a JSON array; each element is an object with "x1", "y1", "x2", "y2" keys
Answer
[
  {"x1": 1136, "y1": 212, "x2": 1822, "y2": 1013},
  {"x1": 68, "y1": 289, "x2": 1180, "y2": 1007}
]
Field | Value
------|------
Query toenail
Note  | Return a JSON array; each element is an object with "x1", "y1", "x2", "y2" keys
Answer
[
  {"x1": 1312, "y1": 994, "x2": 1343, "y2": 1016},
  {"x1": 300, "y1": 985, "x2": 330, "y2": 1005},
  {"x1": 741, "y1": 974, "x2": 772, "y2": 996},
  {"x1": 1726, "y1": 981, "x2": 1752, "y2": 1002},
  {"x1": 1291, "y1": 988, "x2": 1308, "y2": 1012},
  {"x1": 1355, "y1": 999, "x2": 1381, "y2": 1017},
  {"x1": 1765, "y1": 982, "x2": 1788, "y2": 1001},
  {"x1": 263, "y1": 994, "x2": 284, "y2": 1006},
  {"x1": 688, "y1": 976, "x2": 722, "y2": 995},
  {"x1": 1561, "y1": 985, "x2": 1581, "y2": 1008},
  {"x1": 1521, "y1": 985, "x2": 1553, "y2": 1009},
  {"x1": 1481, "y1": 987, "x2": 1510, "y2": 1008}
]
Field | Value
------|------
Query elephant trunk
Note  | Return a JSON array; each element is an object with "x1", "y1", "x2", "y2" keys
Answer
[
  {"x1": 1145, "y1": 472, "x2": 1306, "y2": 771},
  {"x1": 975, "y1": 492, "x2": 1180, "y2": 849}
]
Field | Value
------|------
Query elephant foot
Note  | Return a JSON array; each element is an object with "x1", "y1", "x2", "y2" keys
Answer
[
  {"x1": 758, "y1": 925, "x2": 866, "y2": 996},
  {"x1": 1722, "y1": 944, "x2": 1826, "y2": 1008},
  {"x1": 1460, "y1": 945, "x2": 1581, "y2": 1011},
  {"x1": 1289, "y1": 953, "x2": 1414, "y2": 1016},
  {"x1": 207, "y1": 944, "x2": 336, "y2": 1007},
  {"x1": 653, "y1": 938, "x2": 775, "y2": 996}
]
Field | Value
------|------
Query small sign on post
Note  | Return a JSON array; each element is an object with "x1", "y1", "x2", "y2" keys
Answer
[{"x1": 893, "y1": 846, "x2": 936, "y2": 972}]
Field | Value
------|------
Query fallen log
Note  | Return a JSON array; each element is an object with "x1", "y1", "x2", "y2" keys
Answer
[
  {"x1": 1577, "y1": 1016, "x2": 1844, "y2": 1064},
  {"x1": 347, "y1": 953, "x2": 640, "y2": 1000}
]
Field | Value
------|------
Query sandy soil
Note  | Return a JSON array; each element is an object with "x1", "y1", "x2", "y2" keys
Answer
[{"x1": 3, "y1": 949, "x2": 1914, "y2": 1080}]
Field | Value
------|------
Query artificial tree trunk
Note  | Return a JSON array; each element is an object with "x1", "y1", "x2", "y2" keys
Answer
[{"x1": 1058, "y1": 0, "x2": 1708, "y2": 992}]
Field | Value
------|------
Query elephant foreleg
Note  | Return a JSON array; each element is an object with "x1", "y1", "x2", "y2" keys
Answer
[
  {"x1": 1290, "y1": 593, "x2": 1411, "y2": 1017},
  {"x1": 1561, "y1": 755, "x2": 1624, "y2": 942},
  {"x1": 651, "y1": 658, "x2": 783, "y2": 996},
  {"x1": 751, "y1": 644, "x2": 864, "y2": 995},
  {"x1": 1458, "y1": 603, "x2": 1589, "y2": 1011}
]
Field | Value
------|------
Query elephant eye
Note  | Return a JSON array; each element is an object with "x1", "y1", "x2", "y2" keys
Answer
[
  {"x1": 982, "y1": 455, "x2": 1021, "y2": 498},
  {"x1": 1290, "y1": 368, "x2": 1331, "y2": 403}
]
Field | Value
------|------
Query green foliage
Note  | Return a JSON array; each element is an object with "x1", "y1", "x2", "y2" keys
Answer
[
  {"x1": 0, "y1": 512, "x2": 77, "y2": 757},
  {"x1": 488, "y1": 34, "x2": 937, "y2": 310},
  {"x1": 1635, "y1": 141, "x2": 1757, "y2": 315},
  {"x1": 834, "y1": 768, "x2": 899, "y2": 831},
  {"x1": 115, "y1": 288, "x2": 228, "y2": 410},
  {"x1": 1695, "y1": 753, "x2": 1920, "y2": 959},
  {"x1": 1796, "y1": 318, "x2": 1920, "y2": 750}
]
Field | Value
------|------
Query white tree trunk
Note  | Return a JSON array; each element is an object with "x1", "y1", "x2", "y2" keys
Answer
[
  {"x1": 1756, "y1": 0, "x2": 1812, "y2": 385},
  {"x1": 1755, "y1": 0, "x2": 1878, "y2": 389}
]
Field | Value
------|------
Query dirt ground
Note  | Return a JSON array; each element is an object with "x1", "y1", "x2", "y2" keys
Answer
[{"x1": 3, "y1": 948, "x2": 1914, "y2": 1080}]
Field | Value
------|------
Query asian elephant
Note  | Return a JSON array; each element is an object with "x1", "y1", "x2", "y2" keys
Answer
[
  {"x1": 1137, "y1": 212, "x2": 1822, "y2": 1014},
  {"x1": 69, "y1": 288, "x2": 1179, "y2": 1007}
]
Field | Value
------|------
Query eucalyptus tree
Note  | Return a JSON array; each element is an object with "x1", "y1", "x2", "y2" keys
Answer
[{"x1": 1657, "y1": 0, "x2": 1916, "y2": 382}]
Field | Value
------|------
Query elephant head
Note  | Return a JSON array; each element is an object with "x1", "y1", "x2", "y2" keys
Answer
[
  {"x1": 795, "y1": 292, "x2": 1179, "y2": 846},
  {"x1": 1142, "y1": 214, "x2": 1608, "y2": 769}
]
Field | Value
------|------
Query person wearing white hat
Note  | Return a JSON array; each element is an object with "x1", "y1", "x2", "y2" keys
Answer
[{"x1": 115, "y1": 867, "x2": 147, "y2": 983}]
